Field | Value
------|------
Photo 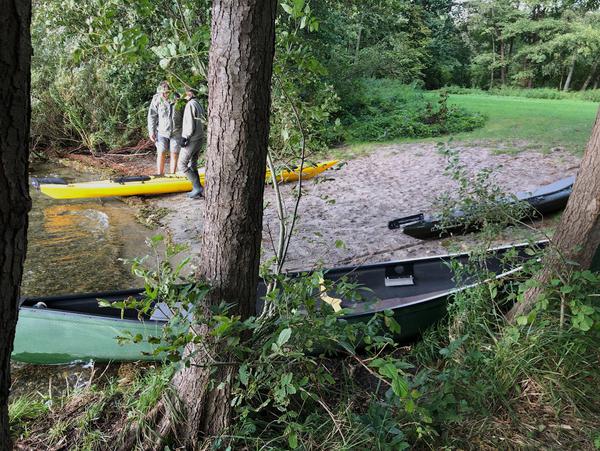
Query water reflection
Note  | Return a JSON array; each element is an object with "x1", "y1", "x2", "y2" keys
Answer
[{"x1": 22, "y1": 161, "x2": 150, "y2": 297}]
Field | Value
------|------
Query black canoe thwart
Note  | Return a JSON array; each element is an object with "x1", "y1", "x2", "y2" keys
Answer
[{"x1": 388, "y1": 176, "x2": 575, "y2": 240}]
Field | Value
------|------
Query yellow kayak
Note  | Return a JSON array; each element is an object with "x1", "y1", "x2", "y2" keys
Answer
[{"x1": 35, "y1": 160, "x2": 338, "y2": 200}]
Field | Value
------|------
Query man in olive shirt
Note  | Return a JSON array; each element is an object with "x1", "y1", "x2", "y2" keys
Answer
[
  {"x1": 178, "y1": 86, "x2": 205, "y2": 199},
  {"x1": 147, "y1": 81, "x2": 183, "y2": 175}
]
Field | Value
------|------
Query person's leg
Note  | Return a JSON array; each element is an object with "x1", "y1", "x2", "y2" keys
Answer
[
  {"x1": 169, "y1": 137, "x2": 181, "y2": 174},
  {"x1": 157, "y1": 153, "x2": 166, "y2": 175},
  {"x1": 177, "y1": 144, "x2": 192, "y2": 174},
  {"x1": 155, "y1": 136, "x2": 168, "y2": 175},
  {"x1": 182, "y1": 140, "x2": 203, "y2": 198}
]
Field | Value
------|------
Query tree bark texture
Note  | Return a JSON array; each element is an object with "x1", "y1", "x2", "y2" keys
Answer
[
  {"x1": 508, "y1": 107, "x2": 600, "y2": 322},
  {"x1": 0, "y1": 1, "x2": 32, "y2": 449},
  {"x1": 169, "y1": 1, "x2": 277, "y2": 447}
]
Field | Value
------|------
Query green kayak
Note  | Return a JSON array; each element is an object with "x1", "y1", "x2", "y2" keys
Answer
[{"x1": 14, "y1": 241, "x2": 546, "y2": 364}]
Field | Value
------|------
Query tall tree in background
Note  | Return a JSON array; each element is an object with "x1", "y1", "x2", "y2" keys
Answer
[
  {"x1": 508, "y1": 107, "x2": 600, "y2": 322},
  {"x1": 0, "y1": 1, "x2": 32, "y2": 448},
  {"x1": 167, "y1": 0, "x2": 277, "y2": 447}
]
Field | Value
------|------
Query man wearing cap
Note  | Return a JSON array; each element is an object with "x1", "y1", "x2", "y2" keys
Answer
[
  {"x1": 178, "y1": 86, "x2": 205, "y2": 199},
  {"x1": 147, "y1": 81, "x2": 183, "y2": 175}
]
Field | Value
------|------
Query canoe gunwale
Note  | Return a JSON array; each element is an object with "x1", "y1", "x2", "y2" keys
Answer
[{"x1": 19, "y1": 240, "x2": 545, "y2": 320}]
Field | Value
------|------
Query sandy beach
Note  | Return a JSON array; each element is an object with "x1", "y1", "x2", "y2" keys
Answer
[{"x1": 149, "y1": 142, "x2": 580, "y2": 270}]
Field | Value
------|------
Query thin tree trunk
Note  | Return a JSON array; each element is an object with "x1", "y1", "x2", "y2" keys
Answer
[
  {"x1": 559, "y1": 70, "x2": 564, "y2": 91},
  {"x1": 169, "y1": 1, "x2": 277, "y2": 447},
  {"x1": 490, "y1": 36, "x2": 495, "y2": 89},
  {"x1": 508, "y1": 107, "x2": 600, "y2": 322},
  {"x1": 0, "y1": 1, "x2": 32, "y2": 448},
  {"x1": 563, "y1": 54, "x2": 576, "y2": 91},
  {"x1": 522, "y1": 60, "x2": 531, "y2": 88},
  {"x1": 500, "y1": 39, "x2": 506, "y2": 85},
  {"x1": 581, "y1": 62, "x2": 597, "y2": 91},
  {"x1": 594, "y1": 78, "x2": 599, "y2": 90}
]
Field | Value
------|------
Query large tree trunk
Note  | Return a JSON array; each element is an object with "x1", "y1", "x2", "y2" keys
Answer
[
  {"x1": 0, "y1": 1, "x2": 32, "y2": 448},
  {"x1": 168, "y1": 1, "x2": 277, "y2": 447},
  {"x1": 508, "y1": 107, "x2": 600, "y2": 322},
  {"x1": 563, "y1": 54, "x2": 577, "y2": 91}
]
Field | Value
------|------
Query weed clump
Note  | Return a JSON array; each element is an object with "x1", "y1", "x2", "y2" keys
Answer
[{"x1": 341, "y1": 80, "x2": 486, "y2": 143}]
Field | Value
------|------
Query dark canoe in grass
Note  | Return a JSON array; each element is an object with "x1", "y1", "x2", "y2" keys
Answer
[
  {"x1": 388, "y1": 176, "x2": 575, "y2": 240},
  {"x1": 13, "y1": 242, "x2": 545, "y2": 364}
]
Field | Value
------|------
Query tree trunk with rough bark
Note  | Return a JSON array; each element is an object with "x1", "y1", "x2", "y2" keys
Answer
[
  {"x1": 508, "y1": 107, "x2": 600, "y2": 322},
  {"x1": 0, "y1": 1, "x2": 32, "y2": 448},
  {"x1": 168, "y1": 1, "x2": 277, "y2": 447}
]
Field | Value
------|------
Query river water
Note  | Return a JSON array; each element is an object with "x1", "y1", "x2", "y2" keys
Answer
[
  {"x1": 22, "y1": 161, "x2": 151, "y2": 296},
  {"x1": 12, "y1": 160, "x2": 154, "y2": 398}
]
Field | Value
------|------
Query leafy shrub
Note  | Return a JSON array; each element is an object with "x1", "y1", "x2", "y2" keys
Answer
[
  {"x1": 341, "y1": 80, "x2": 486, "y2": 142},
  {"x1": 443, "y1": 85, "x2": 600, "y2": 103},
  {"x1": 442, "y1": 86, "x2": 487, "y2": 95},
  {"x1": 489, "y1": 86, "x2": 570, "y2": 100},
  {"x1": 32, "y1": 61, "x2": 152, "y2": 151},
  {"x1": 580, "y1": 89, "x2": 600, "y2": 102}
]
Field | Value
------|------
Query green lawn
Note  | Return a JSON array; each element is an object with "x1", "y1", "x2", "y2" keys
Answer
[
  {"x1": 338, "y1": 92, "x2": 599, "y2": 158},
  {"x1": 438, "y1": 93, "x2": 598, "y2": 154}
]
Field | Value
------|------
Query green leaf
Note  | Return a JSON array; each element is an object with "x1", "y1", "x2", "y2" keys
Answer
[
  {"x1": 288, "y1": 431, "x2": 298, "y2": 449},
  {"x1": 378, "y1": 362, "x2": 397, "y2": 380},
  {"x1": 516, "y1": 315, "x2": 528, "y2": 326},
  {"x1": 281, "y1": 3, "x2": 293, "y2": 15},
  {"x1": 573, "y1": 314, "x2": 593, "y2": 331},
  {"x1": 392, "y1": 375, "x2": 409, "y2": 398},
  {"x1": 560, "y1": 285, "x2": 574, "y2": 294},
  {"x1": 384, "y1": 315, "x2": 402, "y2": 334},
  {"x1": 239, "y1": 364, "x2": 249, "y2": 387},
  {"x1": 277, "y1": 328, "x2": 292, "y2": 347}
]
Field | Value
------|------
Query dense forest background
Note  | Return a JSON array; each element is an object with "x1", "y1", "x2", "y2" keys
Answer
[{"x1": 32, "y1": 0, "x2": 600, "y2": 153}]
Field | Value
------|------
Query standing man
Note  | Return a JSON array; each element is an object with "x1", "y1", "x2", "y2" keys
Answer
[
  {"x1": 147, "y1": 81, "x2": 183, "y2": 175},
  {"x1": 178, "y1": 86, "x2": 205, "y2": 199}
]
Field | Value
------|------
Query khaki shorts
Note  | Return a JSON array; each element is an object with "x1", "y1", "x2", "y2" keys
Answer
[{"x1": 156, "y1": 135, "x2": 181, "y2": 155}]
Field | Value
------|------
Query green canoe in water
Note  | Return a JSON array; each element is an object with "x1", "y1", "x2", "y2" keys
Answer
[{"x1": 14, "y1": 242, "x2": 545, "y2": 365}]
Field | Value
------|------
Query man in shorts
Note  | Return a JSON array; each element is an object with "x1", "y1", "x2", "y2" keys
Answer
[
  {"x1": 178, "y1": 86, "x2": 205, "y2": 199},
  {"x1": 147, "y1": 81, "x2": 183, "y2": 175}
]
